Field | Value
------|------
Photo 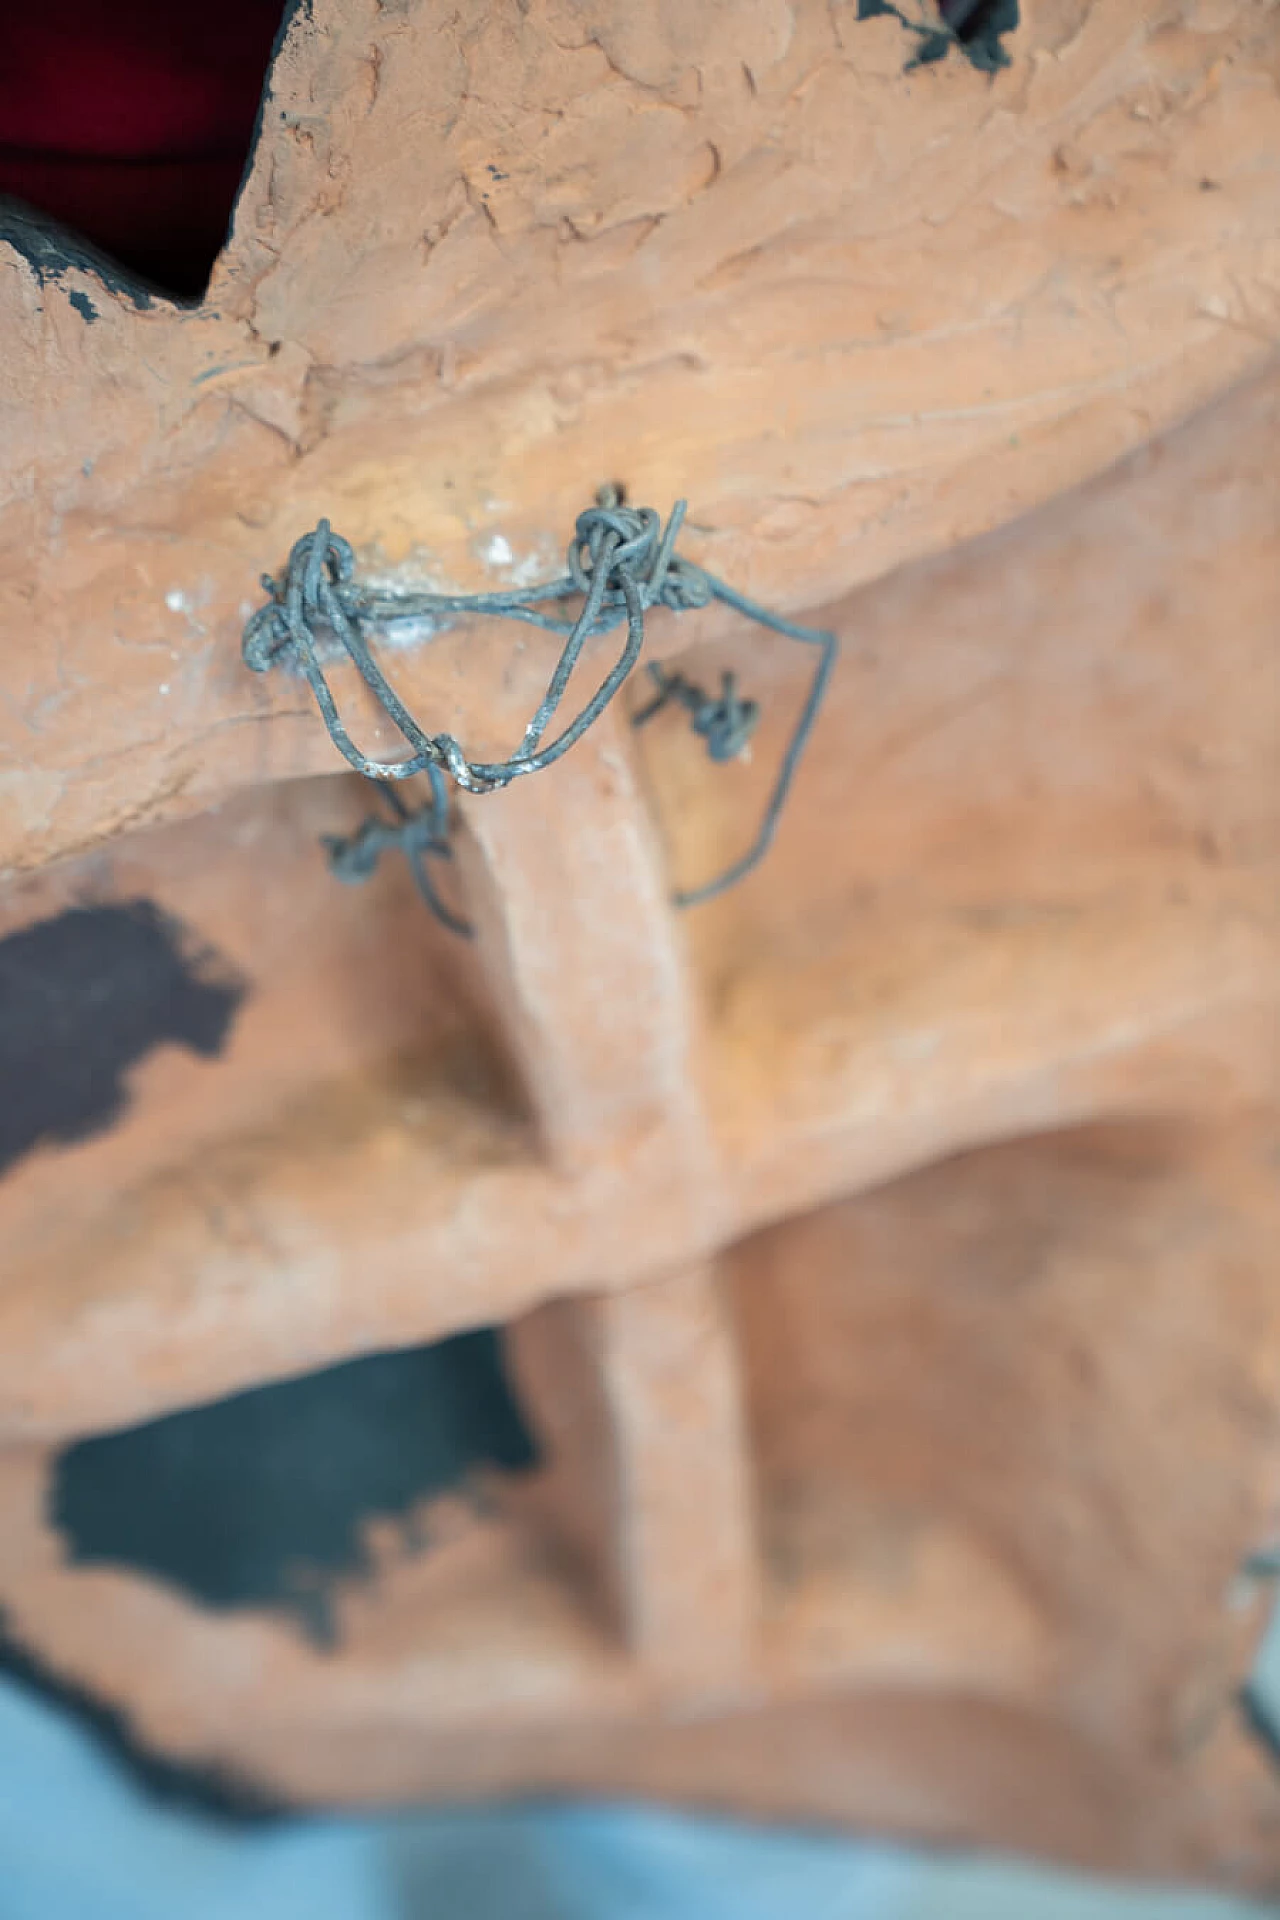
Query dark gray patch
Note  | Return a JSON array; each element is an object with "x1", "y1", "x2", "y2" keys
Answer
[
  {"x1": 0, "y1": 900, "x2": 245, "y2": 1179},
  {"x1": 0, "y1": 1608, "x2": 285, "y2": 1822},
  {"x1": 857, "y1": 0, "x2": 1019, "y2": 72},
  {"x1": 66, "y1": 287, "x2": 97, "y2": 323},
  {"x1": 1241, "y1": 1680, "x2": 1280, "y2": 1769},
  {"x1": 942, "y1": 0, "x2": 1018, "y2": 69},
  {"x1": 52, "y1": 1331, "x2": 540, "y2": 1646}
]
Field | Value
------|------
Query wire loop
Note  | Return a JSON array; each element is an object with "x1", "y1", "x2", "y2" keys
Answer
[
  {"x1": 322, "y1": 765, "x2": 472, "y2": 939},
  {"x1": 243, "y1": 495, "x2": 837, "y2": 922}
]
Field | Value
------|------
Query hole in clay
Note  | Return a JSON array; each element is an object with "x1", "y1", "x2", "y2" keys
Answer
[
  {"x1": 0, "y1": 900, "x2": 246, "y2": 1182},
  {"x1": 51, "y1": 1328, "x2": 540, "y2": 1647},
  {"x1": 941, "y1": 0, "x2": 1019, "y2": 64},
  {"x1": 0, "y1": 0, "x2": 288, "y2": 299},
  {"x1": 857, "y1": 0, "x2": 1019, "y2": 74}
]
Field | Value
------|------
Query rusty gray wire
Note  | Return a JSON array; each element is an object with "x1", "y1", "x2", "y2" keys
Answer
[
  {"x1": 658, "y1": 575, "x2": 838, "y2": 908},
  {"x1": 243, "y1": 497, "x2": 837, "y2": 915},
  {"x1": 323, "y1": 765, "x2": 472, "y2": 939},
  {"x1": 632, "y1": 664, "x2": 760, "y2": 764}
]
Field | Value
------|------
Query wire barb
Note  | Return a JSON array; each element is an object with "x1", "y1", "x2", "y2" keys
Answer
[
  {"x1": 632, "y1": 665, "x2": 761, "y2": 763},
  {"x1": 322, "y1": 766, "x2": 472, "y2": 939},
  {"x1": 243, "y1": 495, "x2": 837, "y2": 921}
]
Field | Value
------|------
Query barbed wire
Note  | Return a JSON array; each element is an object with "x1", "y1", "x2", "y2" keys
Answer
[
  {"x1": 322, "y1": 766, "x2": 472, "y2": 939},
  {"x1": 243, "y1": 494, "x2": 837, "y2": 923},
  {"x1": 632, "y1": 664, "x2": 760, "y2": 763}
]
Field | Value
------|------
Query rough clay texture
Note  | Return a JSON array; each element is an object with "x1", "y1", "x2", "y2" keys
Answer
[
  {"x1": 0, "y1": 0, "x2": 1279, "y2": 1892},
  {"x1": 3, "y1": 0, "x2": 1280, "y2": 870}
]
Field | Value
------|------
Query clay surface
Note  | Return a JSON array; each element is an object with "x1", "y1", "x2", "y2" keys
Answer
[
  {"x1": 0, "y1": 0, "x2": 1278, "y2": 1892},
  {"x1": 2, "y1": 1120, "x2": 1279, "y2": 1884},
  {"x1": 0, "y1": 361, "x2": 1273, "y2": 1439},
  {"x1": 3, "y1": 0, "x2": 1280, "y2": 870}
]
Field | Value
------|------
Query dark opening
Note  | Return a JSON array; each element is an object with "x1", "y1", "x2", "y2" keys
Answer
[
  {"x1": 0, "y1": 1609, "x2": 286, "y2": 1821},
  {"x1": 52, "y1": 1330, "x2": 540, "y2": 1647},
  {"x1": 0, "y1": 0, "x2": 287, "y2": 300},
  {"x1": 857, "y1": 0, "x2": 1019, "y2": 73},
  {"x1": 941, "y1": 0, "x2": 1019, "y2": 65},
  {"x1": 0, "y1": 900, "x2": 246, "y2": 1182}
]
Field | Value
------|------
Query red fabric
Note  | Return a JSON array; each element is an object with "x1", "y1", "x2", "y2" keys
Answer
[{"x1": 0, "y1": 0, "x2": 284, "y2": 293}]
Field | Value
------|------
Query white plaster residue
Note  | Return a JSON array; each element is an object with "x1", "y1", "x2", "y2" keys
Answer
[
  {"x1": 277, "y1": 528, "x2": 565, "y2": 665},
  {"x1": 508, "y1": 542, "x2": 557, "y2": 588},
  {"x1": 361, "y1": 553, "x2": 452, "y2": 596},
  {"x1": 473, "y1": 525, "x2": 559, "y2": 589},
  {"x1": 376, "y1": 615, "x2": 447, "y2": 651},
  {"x1": 164, "y1": 577, "x2": 214, "y2": 640}
]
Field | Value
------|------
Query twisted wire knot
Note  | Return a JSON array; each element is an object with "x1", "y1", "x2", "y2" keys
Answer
[
  {"x1": 325, "y1": 812, "x2": 427, "y2": 885},
  {"x1": 296, "y1": 518, "x2": 356, "y2": 603},
  {"x1": 655, "y1": 559, "x2": 713, "y2": 613},
  {"x1": 323, "y1": 767, "x2": 470, "y2": 938},
  {"x1": 634, "y1": 665, "x2": 760, "y2": 763},
  {"x1": 566, "y1": 503, "x2": 711, "y2": 618},
  {"x1": 241, "y1": 592, "x2": 290, "y2": 675},
  {"x1": 244, "y1": 519, "x2": 358, "y2": 675},
  {"x1": 568, "y1": 504, "x2": 660, "y2": 597}
]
